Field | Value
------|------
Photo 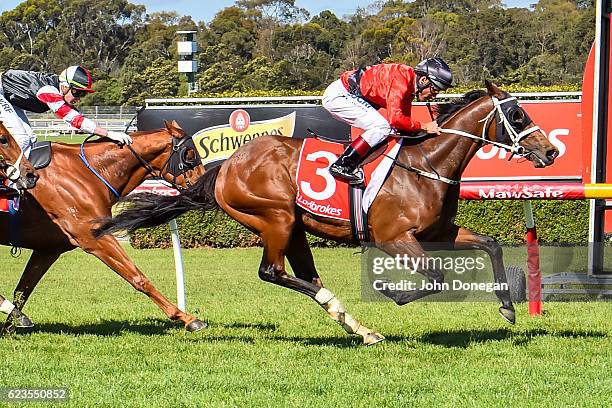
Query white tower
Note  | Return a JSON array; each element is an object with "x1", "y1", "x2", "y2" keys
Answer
[{"x1": 177, "y1": 30, "x2": 199, "y2": 95}]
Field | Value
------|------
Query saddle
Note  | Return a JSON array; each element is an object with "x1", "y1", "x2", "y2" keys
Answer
[
  {"x1": 29, "y1": 141, "x2": 52, "y2": 169},
  {"x1": 306, "y1": 128, "x2": 398, "y2": 167}
]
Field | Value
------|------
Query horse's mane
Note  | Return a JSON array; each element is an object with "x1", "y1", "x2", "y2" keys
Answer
[{"x1": 435, "y1": 89, "x2": 488, "y2": 125}]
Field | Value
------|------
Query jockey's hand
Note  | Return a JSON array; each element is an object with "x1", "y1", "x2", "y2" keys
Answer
[
  {"x1": 106, "y1": 131, "x2": 133, "y2": 145},
  {"x1": 422, "y1": 121, "x2": 441, "y2": 135}
]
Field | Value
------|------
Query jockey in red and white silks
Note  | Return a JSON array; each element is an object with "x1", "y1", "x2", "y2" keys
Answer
[
  {"x1": 0, "y1": 65, "x2": 131, "y2": 158},
  {"x1": 322, "y1": 58, "x2": 454, "y2": 184}
]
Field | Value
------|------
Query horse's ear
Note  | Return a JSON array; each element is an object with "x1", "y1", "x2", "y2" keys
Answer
[
  {"x1": 485, "y1": 79, "x2": 503, "y2": 97},
  {"x1": 164, "y1": 120, "x2": 186, "y2": 138}
]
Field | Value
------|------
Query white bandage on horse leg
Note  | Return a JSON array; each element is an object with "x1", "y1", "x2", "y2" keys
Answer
[
  {"x1": 0, "y1": 299, "x2": 16, "y2": 314},
  {"x1": 314, "y1": 288, "x2": 335, "y2": 305},
  {"x1": 314, "y1": 288, "x2": 371, "y2": 336}
]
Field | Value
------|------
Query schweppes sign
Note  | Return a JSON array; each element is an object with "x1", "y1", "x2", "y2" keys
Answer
[{"x1": 193, "y1": 110, "x2": 296, "y2": 167}]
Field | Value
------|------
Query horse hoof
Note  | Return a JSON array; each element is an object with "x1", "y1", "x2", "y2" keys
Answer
[
  {"x1": 363, "y1": 332, "x2": 385, "y2": 346},
  {"x1": 499, "y1": 306, "x2": 516, "y2": 325},
  {"x1": 10, "y1": 310, "x2": 34, "y2": 328},
  {"x1": 186, "y1": 319, "x2": 208, "y2": 332}
]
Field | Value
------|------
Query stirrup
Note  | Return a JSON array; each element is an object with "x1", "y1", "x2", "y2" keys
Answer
[{"x1": 329, "y1": 165, "x2": 364, "y2": 185}]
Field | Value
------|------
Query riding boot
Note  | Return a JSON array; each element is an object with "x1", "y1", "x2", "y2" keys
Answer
[{"x1": 329, "y1": 139, "x2": 369, "y2": 184}]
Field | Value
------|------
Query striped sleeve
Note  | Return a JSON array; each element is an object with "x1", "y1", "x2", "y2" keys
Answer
[{"x1": 36, "y1": 85, "x2": 97, "y2": 134}]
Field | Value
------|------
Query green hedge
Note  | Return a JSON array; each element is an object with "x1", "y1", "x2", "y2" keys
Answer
[
  {"x1": 129, "y1": 200, "x2": 589, "y2": 249},
  {"x1": 167, "y1": 84, "x2": 582, "y2": 101}
]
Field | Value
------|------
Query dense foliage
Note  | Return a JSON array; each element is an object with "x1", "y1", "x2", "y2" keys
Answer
[{"x1": 0, "y1": 0, "x2": 595, "y2": 105}]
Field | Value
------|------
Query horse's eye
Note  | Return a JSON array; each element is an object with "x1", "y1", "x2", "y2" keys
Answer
[
  {"x1": 0, "y1": 136, "x2": 7, "y2": 146},
  {"x1": 183, "y1": 149, "x2": 196, "y2": 164}
]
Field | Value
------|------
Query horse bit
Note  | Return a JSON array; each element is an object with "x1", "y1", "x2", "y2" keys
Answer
[{"x1": 0, "y1": 135, "x2": 24, "y2": 183}]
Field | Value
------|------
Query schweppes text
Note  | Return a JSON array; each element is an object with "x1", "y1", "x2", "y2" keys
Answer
[{"x1": 193, "y1": 112, "x2": 296, "y2": 165}]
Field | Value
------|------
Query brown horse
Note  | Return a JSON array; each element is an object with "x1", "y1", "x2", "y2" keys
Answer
[
  {"x1": 0, "y1": 124, "x2": 39, "y2": 327},
  {"x1": 95, "y1": 81, "x2": 559, "y2": 345},
  {"x1": 1, "y1": 120, "x2": 208, "y2": 334},
  {"x1": 0, "y1": 123, "x2": 38, "y2": 193}
]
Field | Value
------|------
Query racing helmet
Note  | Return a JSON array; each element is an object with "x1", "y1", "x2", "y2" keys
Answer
[
  {"x1": 59, "y1": 65, "x2": 95, "y2": 93},
  {"x1": 415, "y1": 57, "x2": 453, "y2": 91}
]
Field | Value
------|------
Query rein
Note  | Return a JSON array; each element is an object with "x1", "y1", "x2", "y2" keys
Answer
[
  {"x1": 392, "y1": 96, "x2": 541, "y2": 185},
  {"x1": 79, "y1": 134, "x2": 195, "y2": 198},
  {"x1": 79, "y1": 135, "x2": 121, "y2": 197},
  {"x1": 440, "y1": 96, "x2": 541, "y2": 156}
]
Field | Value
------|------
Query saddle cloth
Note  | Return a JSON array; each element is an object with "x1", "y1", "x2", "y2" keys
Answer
[
  {"x1": 0, "y1": 179, "x2": 19, "y2": 214},
  {"x1": 295, "y1": 137, "x2": 401, "y2": 221}
]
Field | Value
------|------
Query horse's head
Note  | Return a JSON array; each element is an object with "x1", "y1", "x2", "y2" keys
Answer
[
  {"x1": 484, "y1": 80, "x2": 558, "y2": 167},
  {"x1": 0, "y1": 122, "x2": 38, "y2": 190},
  {"x1": 156, "y1": 120, "x2": 205, "y2": 188}
]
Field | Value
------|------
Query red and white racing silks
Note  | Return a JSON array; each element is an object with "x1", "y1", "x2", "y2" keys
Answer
[
  {"x1": 340, "y1": 64, "x2": 421, "y2": 133},
  {"x1": 36, "y1": 86, "x2": 96, "y2": 134}
]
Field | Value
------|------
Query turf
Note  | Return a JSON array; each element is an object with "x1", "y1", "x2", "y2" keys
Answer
[{"x1": 0, "y1": 247, "x2": 610, "y2": 407}]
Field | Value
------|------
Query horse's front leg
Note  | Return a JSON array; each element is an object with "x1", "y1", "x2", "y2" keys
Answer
[
  {"x1": 79, "y1": 234, "x2": 206, "y2": 332},
  {"x1": 451, "y1": 226, "x2": 515, "y2": 324},
  {"x1": 0, "y1": 294, "x2": 33, "y2": 334},
  {"x1": 2, "y1": 250, "x2": 61, "y2": 333},
  {"x1": 373, "y1": 231, "x2": 446, "y2": 305}
]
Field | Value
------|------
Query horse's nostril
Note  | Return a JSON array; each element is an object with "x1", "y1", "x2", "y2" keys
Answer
[{"x1": 546, "y1": 149, "x2": 558, "y2": 160}]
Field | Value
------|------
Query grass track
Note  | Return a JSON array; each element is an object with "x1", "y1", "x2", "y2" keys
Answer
[{"x1": 0, "y1": 247, "x2": 610, "y2": 407}]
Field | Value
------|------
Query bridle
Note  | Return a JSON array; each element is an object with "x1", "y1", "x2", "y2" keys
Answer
[
  {"x1": 392, "y1": 95, "x2": 542, "y2": 185},
  {"x1": 127, "y1": 133, "x2": 201, "y2": 189},
  {"x1": 0, "y1": 135, "x2": 25, "y2": 183},
  {"x1": 80, "y1": 132, "x2": 202, "y2": 198},
  {"x1": 440, "y1": 95, "x2": 541, "y2": 158}
]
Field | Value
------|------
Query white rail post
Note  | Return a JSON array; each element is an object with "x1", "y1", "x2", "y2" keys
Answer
[{"x1": 168, "y1": 219, "x2": 186, "y2": 311}]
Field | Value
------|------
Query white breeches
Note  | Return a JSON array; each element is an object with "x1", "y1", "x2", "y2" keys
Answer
[
  {"x1": 0, "y1": 93, "x2": 36, "y2": 158},
  {"x1": 322, "y1": 79, "x2": 391, "y2": 147}
]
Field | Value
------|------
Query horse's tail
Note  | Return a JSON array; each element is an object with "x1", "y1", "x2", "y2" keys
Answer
[{"x1": 92, "y1": 165, "x2": 221, "y2": 238}]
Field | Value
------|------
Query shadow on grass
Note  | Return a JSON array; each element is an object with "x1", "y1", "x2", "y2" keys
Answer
[
  {"x1": 410, "y1": 328, "x2": 609, "y2": 348},
  {"x1": 19, "y1": 318, "x2": 178, "y2": 337},
  {"x1": 220, "y1": 321, "x2": 279, "y2": 331},
  {"x1": 6, "y1": 319, "x2": 608, "y2": 349},
  {"x1": 271, "y1": 334, "x2": 365, "y2": 348}
]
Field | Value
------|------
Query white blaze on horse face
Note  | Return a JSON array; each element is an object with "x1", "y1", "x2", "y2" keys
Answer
[{"x1": 300, "y1": 151, "x2": 338, "y2": 201}]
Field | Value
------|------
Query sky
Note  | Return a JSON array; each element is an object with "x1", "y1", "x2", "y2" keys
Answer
[{"x1": 0, "y1": 0, "x2": 537, "y2": 23}]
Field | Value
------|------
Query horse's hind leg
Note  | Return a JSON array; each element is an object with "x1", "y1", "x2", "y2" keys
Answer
[
  {"x1": 374, "y1": 232, "x2": 445, "y2": 305},
  {"x1": 451, "y1": 226, "x2": 515, "y2": 324},
  {"x1": 285, "y1": 222, "x2": 323, "y2": 287},
  {"x1": 254, "y1": 215, "x2": 383, "y2": 345}
]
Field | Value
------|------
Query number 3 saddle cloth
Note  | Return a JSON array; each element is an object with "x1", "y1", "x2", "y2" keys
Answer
[{"x1": 296, "y1": 136, "x2": 402, "y2": 222}]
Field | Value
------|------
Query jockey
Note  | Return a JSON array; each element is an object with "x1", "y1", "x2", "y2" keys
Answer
[
  {"x1": 323, "y1": 57, "x2": 453, "y2": 184},
  {"x1": 0, "y1": 65, "x2": 132, "y2": 159}
]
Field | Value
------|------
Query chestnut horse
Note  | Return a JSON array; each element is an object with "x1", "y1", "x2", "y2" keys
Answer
[
  {"x1": 0, "y1": 123, "x2": 38, "y2": 193},
  {"x1": 0, "y1": 124, "x2": 38, "y2": 328},
  {"x1": 1, "y1": 120, "x2": 207, "y2": 334},
  {"x1": 95, "y1": 82, "x2": 559, "y2": 345}
]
